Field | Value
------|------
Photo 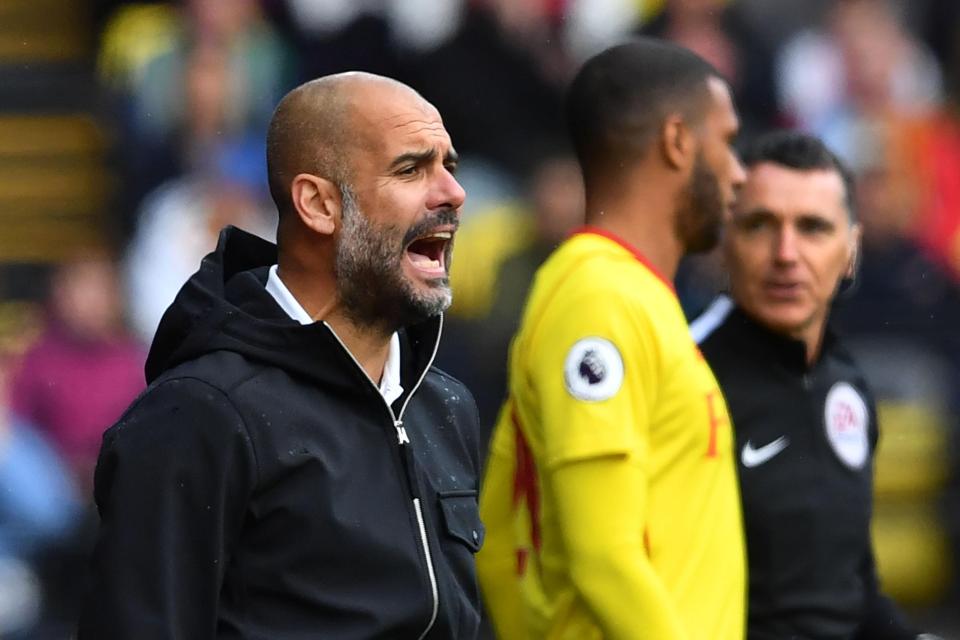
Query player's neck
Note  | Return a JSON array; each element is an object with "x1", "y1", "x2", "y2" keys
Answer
[{"x1": 584, "y1": 190, "x2": 684, "y2": 283}]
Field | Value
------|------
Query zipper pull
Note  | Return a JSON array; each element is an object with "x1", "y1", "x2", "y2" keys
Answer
[{"x1": 395, "y1": 420, "x2": 410, "y2": 445}]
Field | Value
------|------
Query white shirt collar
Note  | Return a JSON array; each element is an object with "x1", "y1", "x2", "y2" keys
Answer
[{"x1": 265, "y1": 265, "x2": 404, "y2": 404}]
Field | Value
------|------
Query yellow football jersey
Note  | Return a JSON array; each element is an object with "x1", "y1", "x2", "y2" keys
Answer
[{"x1": 478, "y1": 229, "x2": 745, "y2": 640}]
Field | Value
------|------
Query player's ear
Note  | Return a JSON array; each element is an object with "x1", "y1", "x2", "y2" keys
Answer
[
  {"x1": 661, "y1": 114, "x2": 695, "y2": 172},
  {"x1": 291, "y1": 173, "x2": 340, "y2": 236}
]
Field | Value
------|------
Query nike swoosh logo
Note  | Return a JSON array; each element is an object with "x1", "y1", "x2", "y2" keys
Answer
[{"x1": 741, "y1": 436, "x2": 789, "y2": 468}]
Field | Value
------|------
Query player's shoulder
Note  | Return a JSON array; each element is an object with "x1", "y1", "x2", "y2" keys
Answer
[{"x1": 535, "y1": 233, "x2": 666, "y2": 307}]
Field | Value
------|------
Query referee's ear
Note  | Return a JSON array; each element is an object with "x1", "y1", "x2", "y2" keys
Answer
[
  {"x1": 845, "y1": 223, "x2": 862, "y2": 279},
  {"x1": 837, "y1": 223, "x2": 862, "y2": 299}
]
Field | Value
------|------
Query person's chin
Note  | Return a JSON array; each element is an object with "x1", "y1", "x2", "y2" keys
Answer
[
  {"x1": 404, "y1": 278, "x2": 452, "y2": 315},
  {"x1": 754, "y1": 304, "x2": 812, "y2": 336}
]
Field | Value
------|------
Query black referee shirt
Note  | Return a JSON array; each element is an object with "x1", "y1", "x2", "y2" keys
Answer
[{"x1": 693, "y1": 296, "x2": 916, "y2": 640}]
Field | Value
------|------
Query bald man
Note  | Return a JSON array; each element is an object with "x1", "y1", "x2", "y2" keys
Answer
[{"x1": 78, "y1": 73, "x2": 485, "y2": 639}]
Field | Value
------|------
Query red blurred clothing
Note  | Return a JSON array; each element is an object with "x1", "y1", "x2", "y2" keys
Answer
[
  {"x1": 10, "y1": 323, "x2": 146, "y2": 491},
  {"x1": 911, "y1": 114, "x2": 960, "y2": 279}
]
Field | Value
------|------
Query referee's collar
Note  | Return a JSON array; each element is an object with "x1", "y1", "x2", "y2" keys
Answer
[{"x1": 722, "y1": 300, "x2": 839, "y2": 371}]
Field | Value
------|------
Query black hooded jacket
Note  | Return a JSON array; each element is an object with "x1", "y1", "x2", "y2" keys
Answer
[{"x1": 78, "y1": 227, "x2": 485, "y2": 639}]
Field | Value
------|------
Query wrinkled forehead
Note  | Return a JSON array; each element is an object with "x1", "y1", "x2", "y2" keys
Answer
[{"x1": 349, "y1": 87, "x2": 451, "y2": 157}]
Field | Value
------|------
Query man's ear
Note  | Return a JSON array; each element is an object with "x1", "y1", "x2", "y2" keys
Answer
[
  {"x1": 661, "y1": 114, "x2": 696, "y2": 171},
  {"x1": 845, "y1": 223, "x2": 862, "y2": 278},
  {"x1": 291, "y1": 173, "x2": 340, "y2": 236}
]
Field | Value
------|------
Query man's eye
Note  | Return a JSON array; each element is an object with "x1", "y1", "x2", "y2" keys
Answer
[
  {"x1": 798, "y1": 219, "x2": 832, "y2": 234},
  {"x1": 444, "y1": 163, "x2": 458, "y2": 176},
  {"x1": 739, "y1": 217, "x2": 769, "y2": 232},
  {"x1": 397, "y1": 166, "x2": 418, "y2": 176}
]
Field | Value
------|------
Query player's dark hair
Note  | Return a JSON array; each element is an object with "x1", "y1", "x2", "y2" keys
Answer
[
  {"x1": 741, "y1": 131, "x2": 857, "y2": 222},
  {"x1": 565, "y1": 37, "x2": 720, "y2": 185}
]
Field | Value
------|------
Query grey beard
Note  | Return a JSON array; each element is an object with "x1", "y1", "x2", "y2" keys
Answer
[{"x1": 334, "y1": 184, "x2": 452, "y2": 334}]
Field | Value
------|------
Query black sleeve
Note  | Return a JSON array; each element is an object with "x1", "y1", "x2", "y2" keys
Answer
[
  {"x1": 854, "y1": 550, "x2": 918, "y2": 640},
  {"x1": 77, "y1": 377, "x2": 258, "y2": 640}
]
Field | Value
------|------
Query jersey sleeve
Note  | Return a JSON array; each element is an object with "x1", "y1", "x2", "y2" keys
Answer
[
  {"x1": 526, "y1": 284, "x2": 660, "y2": 469},
  {"x1": 550, "y1": 454, "x2": 689, "y2": 639}
]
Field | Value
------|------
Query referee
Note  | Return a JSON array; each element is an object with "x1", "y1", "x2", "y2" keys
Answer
[{"x1": 693, "y1": 131, "x2": 937, "y2": 639}]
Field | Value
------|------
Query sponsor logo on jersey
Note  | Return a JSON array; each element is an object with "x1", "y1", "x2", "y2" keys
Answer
[
  {"x1": 741, "y1": 436, "x2": 789, "y2": 468},
  {"x1": 563, "y1": 337, "x2": 624, "y2": 401},
  {"x1": 824, "y1": 382, "x2": 869, "y2": 469}
]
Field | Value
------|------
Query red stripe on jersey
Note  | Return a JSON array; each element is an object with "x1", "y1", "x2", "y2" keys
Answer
[
  {"x1": 511, "y1": 405, "x2": 543, "y2": 558},
  {"x1": 570, "y1": 226, "x2": 677, "y2": 295},
  {"x1": 516, "y1": 547, "x2": 529, "y2": 576}
]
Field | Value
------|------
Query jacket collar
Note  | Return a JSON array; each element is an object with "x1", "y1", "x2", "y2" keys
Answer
[{"x1": 146, "y1": 226, "x2": 444, "y2": 397}]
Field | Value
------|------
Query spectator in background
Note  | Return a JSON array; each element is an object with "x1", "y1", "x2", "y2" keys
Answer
[
  {"x1": 834, "y1": 124, "x2": 960, "y2": 369},
  {"x1": 406, "y1": 0, "x2": 571, "y2": 179},
  {"x1": 98, "y1": 0, "x2": 294, "y2": 233},
  {"x1": 641, "y1": 0, "x2": 780, "y2": 137},
  {"x1": 886, "y1": 28, "x2": 960, "y2": 281},
  {"x1": 268, "y1": 0, "x2": 641, "y2": 180},
  {"x1": 776, "y1": 0, "x2": 942, "y2": 162},
  {"x1": 128, "y1": 0, "x2": 292, "y2": 160},
  {"x1": 10, "y1": 253, "x2": 145, "y2": 495},
  {"x1": 0, "y1": 347, "x2": 81, "y2": 638},
  {"x1": 124, "y1": 138, "x2": 275, "y2": 344}
]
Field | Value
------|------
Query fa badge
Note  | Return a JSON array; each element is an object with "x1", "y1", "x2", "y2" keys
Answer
[
  {"x1": 824, "y1": 382, "x2": 869, "y2": 469},
  {"x1": 563, "y1": 337, "x2": 624, "y2": 402}
]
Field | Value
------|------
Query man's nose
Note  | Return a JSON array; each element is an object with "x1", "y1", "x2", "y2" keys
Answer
[
  {"x1": 774, "y1": 226, "x2": 798, "y2": 264},
  {"x1": 730, "y1": 154, "x2": 747, "y2": 190},
  {"x1": 429, "y1": 168, "x2": 466, "y2": 212}
]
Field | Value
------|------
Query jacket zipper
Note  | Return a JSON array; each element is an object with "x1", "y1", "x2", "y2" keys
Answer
[{"x1": 323, "y1": 316, "x2": 444, "y2": 639}]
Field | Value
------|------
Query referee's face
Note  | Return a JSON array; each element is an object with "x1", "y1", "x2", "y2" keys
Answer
[{"x1": 724, "y1": 163, "x2": 860, "y2": 344}]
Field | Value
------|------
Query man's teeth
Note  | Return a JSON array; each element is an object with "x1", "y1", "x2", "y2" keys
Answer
[
  {"x1": 427, "y1": 232, "x2": 451, "y2": 240},
  {"x1": 409, "y1": 253, "x2": 442, "y2": 269}
]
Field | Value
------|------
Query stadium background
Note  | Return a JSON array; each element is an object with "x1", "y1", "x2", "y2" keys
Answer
[{"x1": 0, "y1": 0, "x2": 957, "y2": 636}]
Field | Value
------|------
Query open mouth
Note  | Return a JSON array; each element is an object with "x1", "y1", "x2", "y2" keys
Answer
[
  {"x1": 763, "y1": 281, "x2": 803, "y2": 299},
  {"x1": 405, "y1": 230, "x2": 453, "y2": 277}
]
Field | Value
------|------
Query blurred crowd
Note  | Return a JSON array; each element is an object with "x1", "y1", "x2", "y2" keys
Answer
[{"x1": 0, "y1": 0, "x2": 958, "y2": 636}]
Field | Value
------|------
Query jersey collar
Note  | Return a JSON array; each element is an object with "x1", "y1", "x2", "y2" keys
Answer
[{"x1": 570, "y1": 226, "x2": 676, "y2": 295}]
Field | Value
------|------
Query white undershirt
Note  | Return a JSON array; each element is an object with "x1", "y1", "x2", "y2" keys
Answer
[{"x1": 265, "y1": 265, "x2": 404, "y2": 405}]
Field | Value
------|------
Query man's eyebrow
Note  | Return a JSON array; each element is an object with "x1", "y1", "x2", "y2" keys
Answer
[
  {"x1": 445, "y1": 148, "x2": 459, "y2": 165},
  {"x1": 797, "y1": 212, "x2": 836, "y2": 225},
  {"x1": 389, "y1": 149, "x2": 437, "y2": 170},
  {"x1": 736, "y1": 207, "x2": 777, "y2": 219}
]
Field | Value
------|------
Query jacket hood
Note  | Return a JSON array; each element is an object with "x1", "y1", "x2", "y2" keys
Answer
[{"x1": 145, "y1": 226, "x2": 443, "y2": 393}]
